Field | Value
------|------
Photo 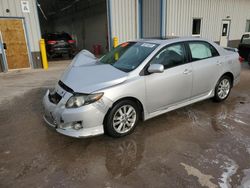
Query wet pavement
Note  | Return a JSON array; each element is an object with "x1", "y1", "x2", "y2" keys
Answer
[{"x1": 0, "y1": 62, "x2": 250, "y2": 187}]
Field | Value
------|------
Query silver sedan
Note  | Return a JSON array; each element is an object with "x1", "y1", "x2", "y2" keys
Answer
[{"x1": 43, "y1": 37, "x2": 241, "y2": 138}]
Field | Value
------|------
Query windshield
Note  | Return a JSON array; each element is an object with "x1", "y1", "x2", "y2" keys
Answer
[
  {"x1": 242, "y1": 35, "x2": 250, "y2": 44},
  {"x1": 99, "y1": 42, "x2": 158, "y2": 72}
]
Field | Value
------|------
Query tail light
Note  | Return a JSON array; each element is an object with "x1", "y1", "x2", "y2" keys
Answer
[
  {"x1": 239, "y1": 56, "x2": 244, "y2": 63},
  {"x1": 47, "y1": 40, "x2": 57, "y2": 45},
  {"x1": 68, "y1": 40, "x2": 75, "y2": 44}
]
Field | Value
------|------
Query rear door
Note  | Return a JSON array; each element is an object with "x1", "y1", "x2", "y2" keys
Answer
[
  {"x1": 145, "y1": 42, "x2": 192, "y2": 113},
  {"x1": 187, "y1": 41, "x2": 223, "y2": 99}
]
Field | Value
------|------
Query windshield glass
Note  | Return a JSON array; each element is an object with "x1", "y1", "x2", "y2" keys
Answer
[{"x1": 99, "y1": 42, "x2": 158, "y2": 72}]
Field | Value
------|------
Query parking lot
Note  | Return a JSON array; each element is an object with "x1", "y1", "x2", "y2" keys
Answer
[{"x1": 0, "y1": 61, "x2": 249, "y2": 187}]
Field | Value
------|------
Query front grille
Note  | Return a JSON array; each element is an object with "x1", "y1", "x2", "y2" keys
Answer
[
  {"x1": 58, "y1": 80, "x2": 74, "y2": 93},
  {"x1": 48, "y1": 92, "x2": 62, "y2": 104}
]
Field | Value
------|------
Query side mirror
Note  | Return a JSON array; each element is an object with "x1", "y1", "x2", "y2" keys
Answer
[{"x1": 148, "y1": 64, "x2": 164, "y2": 73}]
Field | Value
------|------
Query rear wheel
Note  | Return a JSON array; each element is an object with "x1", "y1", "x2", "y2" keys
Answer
[
  {"x1": 214, "y1": 75, "x2": 232, "y2": 102},
  {"x1": 105, "y1": 100, "x2": 139, "y2": 138}
]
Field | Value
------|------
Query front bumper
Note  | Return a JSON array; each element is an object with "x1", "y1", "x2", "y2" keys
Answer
[{"x1": 43, "y1": 89, "x2": 109, "y2": 138}]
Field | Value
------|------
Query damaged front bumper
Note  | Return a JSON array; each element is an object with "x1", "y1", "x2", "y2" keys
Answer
[{"x1": 42, "y1": 89, "x2": 110, "y2": 138}]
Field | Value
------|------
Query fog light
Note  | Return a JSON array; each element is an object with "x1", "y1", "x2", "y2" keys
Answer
[{"x1": 72, "y1": 122, "x2": 83, "y2": 130}]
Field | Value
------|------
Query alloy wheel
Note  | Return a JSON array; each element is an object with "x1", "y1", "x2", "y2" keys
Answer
[
  {"x1": 217, "y1": 79, "x2": 231, "y2": 99},
  {"x1": 113, "y1": 105, "x2": 137, "y2": 134}
]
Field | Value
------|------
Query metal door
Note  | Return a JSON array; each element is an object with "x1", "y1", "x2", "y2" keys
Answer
[
  {"x1": 142, "y1": 0, "x2": 161, "y2": 38},
  {"x1": 0, "y1": 18, "x2": 30, "y2": 70},
  {"x1": 220, "y1": 20, "x2": 231, "y2": 47}
]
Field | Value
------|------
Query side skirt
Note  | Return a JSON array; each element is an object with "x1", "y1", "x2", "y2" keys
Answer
[{"x1": 144, "y1": 90, "x2": 214, "y2": 121}]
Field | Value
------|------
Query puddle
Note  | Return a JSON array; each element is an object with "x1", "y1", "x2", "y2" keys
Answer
[
  {"x1": 218, "y1": 157, "x2": 238, "y2": 188},
  {"x1": 234, "y1": 118, "x2": 248, "y2": 125},
  {"x1": 240, "y1": 168, "x2": 250, "y2": 188},
  {"x1": 181, "y1": 163, "x2": 217, "y2": 188},
  {"x1": 247, "y1": 148, "x2": 250, "y2": 155}
]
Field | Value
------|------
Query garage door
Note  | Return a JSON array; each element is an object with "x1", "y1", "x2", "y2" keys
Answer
[{"x1": 0, "y1": 19, "x2": 30, "y2": 69}]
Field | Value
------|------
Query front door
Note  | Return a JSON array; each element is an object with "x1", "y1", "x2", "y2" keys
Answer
[
  {"x1": 0, "y1": 18, "x2": 30, "y2": 70},
  {"x1": 220, "y1": 20, "x2": 231, "y2": 47},
  {"x1": 145, "y1": 43, "x2": 192, "y2": 113}
]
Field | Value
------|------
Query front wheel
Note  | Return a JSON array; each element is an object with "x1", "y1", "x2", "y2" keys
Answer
[
  {"x1": 214, "y1": 75, "x2": 232, "y2": 102},
  {"x1": 105, "y1": 100, "x2": 139, "y2": 138}
]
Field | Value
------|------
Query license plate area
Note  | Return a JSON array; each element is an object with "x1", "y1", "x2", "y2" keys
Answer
[
  {"x1": 44, "y1": 113, "x2": 58, "y2": 128},
  {"x1": 48, "y1": 90, "x2": 62, "y2": 104}
]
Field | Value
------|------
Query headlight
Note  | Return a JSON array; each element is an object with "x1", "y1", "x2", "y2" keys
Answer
[{"x1": 65, "y1": 93, "x2": 104, "y2": 108}]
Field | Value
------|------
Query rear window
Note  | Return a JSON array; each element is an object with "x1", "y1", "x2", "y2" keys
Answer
[
  {"x1": 188, "y1": 41, "x2": 219, "y2": 61},
  {"x1": 242, "y1": 35, "x2": 250, "y2": 44},
  {"x1": 46, "y1": 33, "x2": 72, "y2": 40}
]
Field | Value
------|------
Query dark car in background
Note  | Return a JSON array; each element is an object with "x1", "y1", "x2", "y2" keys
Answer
[
  {"x1": 238, "y1": 34, "x2": 250, "y2": 65},
  {"x1": 43, "y1": 32, "x2": 77, "y2": 59}
]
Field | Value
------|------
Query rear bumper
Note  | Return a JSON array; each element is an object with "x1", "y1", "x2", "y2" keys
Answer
[
  {"x1": 42, "y1": 90, "x2": 106, "y2": 138},
  {"x1": 50, "y1": 48, "x2": 71, "y2": 54},
  {"x1": 46, "y1": 45, "x2": 75, "y2": 55}
]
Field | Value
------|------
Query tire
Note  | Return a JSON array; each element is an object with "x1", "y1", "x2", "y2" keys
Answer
[
  {"x1": 214, "y1": 75, "x2": 232, "y2": 102},
  {"x1": 105, "y1": 100, "x2": 139, "y2": 138}
]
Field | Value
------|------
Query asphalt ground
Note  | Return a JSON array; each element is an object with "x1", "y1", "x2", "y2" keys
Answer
[{"x1": 0, "y1": 60, "x2": 250, "y2": 188}]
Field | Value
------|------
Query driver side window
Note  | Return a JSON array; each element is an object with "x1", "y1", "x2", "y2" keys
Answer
[{"x1": 150, "y1": 43, "x2": 187, "y2": 69}]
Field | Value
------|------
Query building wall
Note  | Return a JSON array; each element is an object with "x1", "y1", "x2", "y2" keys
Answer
[
  {"x1": 166, "y1": 0, "x2": 250, "y2": 47},
  {"x1": 142, "y1": 0, "x2": 161, "y2": 38},
  {"x1": 0, "y1": 0, "x2": 41, "y2": 67},
  {"x1": 110, "y1": 0, "x2": 138, "y2": 44}
]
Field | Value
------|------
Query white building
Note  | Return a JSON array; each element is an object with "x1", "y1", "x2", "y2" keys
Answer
[
  {"x1": 0, "y1": 0, "x2": 250, "y2": 72},
  {"x1": 0, "y1": 0, "x2": 41, "y2": 72},
  {"x1": 113, "y1": 0, "x2": 250, "y2": 48}
]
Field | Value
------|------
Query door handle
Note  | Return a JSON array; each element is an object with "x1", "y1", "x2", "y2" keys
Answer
[
  {"x1": 216, "y1": 61, "x2": 222, "y2": 65},
  {"x1": 183, "y1": 69, "x2": 191, "y2": 74}
]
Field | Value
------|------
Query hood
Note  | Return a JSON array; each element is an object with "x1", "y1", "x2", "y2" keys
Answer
[{"x1": 60, "y1": 50, "x2": 128, "y2": 93}]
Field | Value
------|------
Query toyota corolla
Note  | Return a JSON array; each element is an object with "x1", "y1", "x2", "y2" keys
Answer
[{"x1": 43, "y1": 38, "x2": 241, "y2": 138}]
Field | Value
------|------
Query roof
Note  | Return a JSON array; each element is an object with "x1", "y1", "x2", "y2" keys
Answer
[{"x1": 133, "y1": 37, "x2": 213, "y2": 46}]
